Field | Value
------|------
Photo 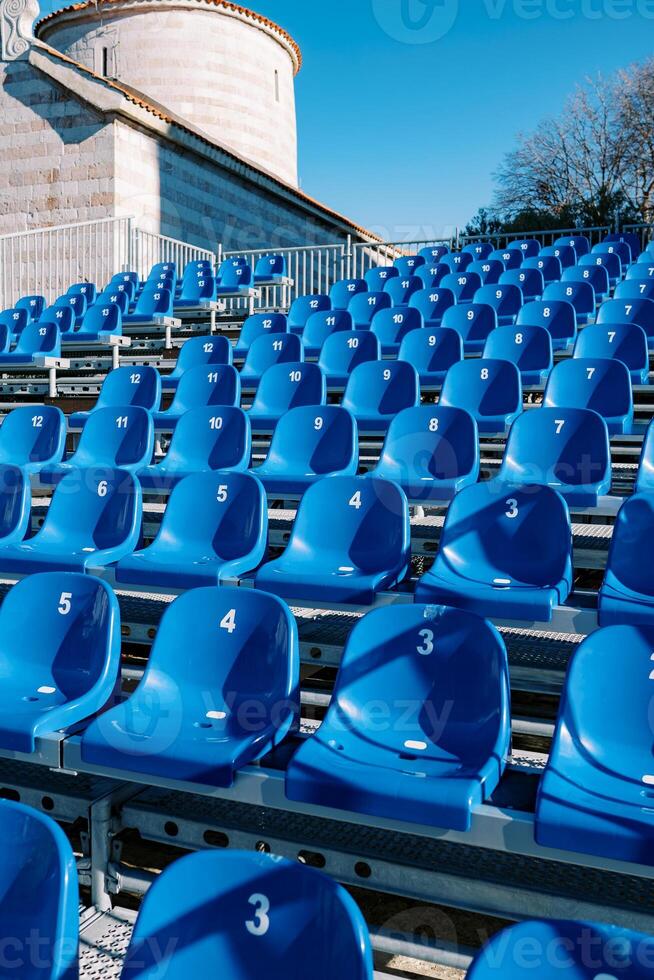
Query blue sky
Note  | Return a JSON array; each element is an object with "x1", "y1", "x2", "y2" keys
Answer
[{"x1": 39, "y1": 0, "x2": 654, "y2": 236}]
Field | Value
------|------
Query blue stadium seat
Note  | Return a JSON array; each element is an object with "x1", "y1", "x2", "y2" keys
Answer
[
  {"x1": 162, "y1": 335, "x2": 233, "y2": 390},
  {"x1": 544, "y1": 358, "x2": 633, "y2": 434},
  {"x1": 302, "y1": 310, "x2": 352, "y2": 356},
  {"x1": 329, "y1": 278, "x2": 367, "y2": 309},
  {"x1": 467, "y1": 259, "x2": 504, "y2": 284},
  {"x1": 239, "y1": 333, "x2": 303, "y2": 387},
  {"x1": 248, "y1": 362, "x2": 326, "y2": 430},
  {"x1": 173, "y1": 274, "x2": 216, "y2": 308},
  {"x1": 341, "y1": 360, "x2": 420, "y2": 432},
  {"x1": 517, "y1": 298, "x2": 577, "y2": 350},
  {"x1": 253, "y1": 405, "x2": 358, "y2": 495},
  {"x1": 554, "y1": 234, "x2": 590, "y2": 257},
  {"x1": 539, "y1": 243, "x2": 576, "y2": 269},
  {"x1": 636, "y1": 417, "x2": 654, "y2": 493},
  {"x1": 462, "y1": 241, "x2": 494, "y2": 260},
  {"x1": 398, "y1": 326, "x2": 463, "y2": 385},
  {"x1": 474, "y1": 283, "x2": 523, "y2": 326},
  {"x1": 0, "y1": 465, "x2": 30, "y2": 545},
  {"x1": 626, "y1": 260, "x2": 654, "y2": 282},
  {"x1": 416, "y1": 481, "x2": 572, "y2": 620},
  {"x1": 215, "y1": 261, "x2": 255, "y2": 296},
  {"x1": 439, "y1": 252, "x2": 473, "y2": 274},
  {"x1": 497, "y1": 407, "x2": 611, "y2": 506},
  {"x1": 318, "y1": 330, "x2": 380, "y2": 387},
  {"x1": 138, "y1": 406, "x2": 250, "y2": 491},
  {"x1": 0, "y1": 405, "x2": 65, "y2": 475},
  {"x1": 543, "y1": 280, "x2": 595, "y2": 324},
  {"x1": 0, "y1": 321, "x2": 60, "y2": 364},
  {"x1": 97, "y1": 286, "x2": 129, "y2": 315},
  {"x1": 0, "y1": 573, "x2": 120, "y2": 752},
  {"x1": 439, "y1": 271, "x2": 482, "y2": 304},
  {"x1": 110, "y1": 271, "x2": 138, "y2": 297},
  {"x1": 562, "y1": 263, "x2": 609, "y2": 302},
  {"x1": 483, "y1": 324, "x2": 553, "y2": 385},
  {"x1": 598, "y1": 239, "x2": 632, "y2": 268},
  {"x1": 440, "y1": 359, "x2": 522, "y2": 433},
  {"x1": 604, "y1": 231, "x2": 640, "y2": 260},
  {"x1": 536, "y1": 623, "x2": 654, "y2": 865},
  {"x1": 123, "y1": 285, "x2": 174, "y2": 324},
  {"x1": 54, "y1": 292, "x2": 86, "y2": 326},
  {"x1": 489, "y1": 247, "x2": 523, "y2": 269},
  {"x1": 523, "y1": 253, "x2": 562, "y2": 285},
  {"x1": 234, "y1": 312, "x2": 287, "y2": 357},
  {"x1": 71, "y1": 365, "x2": 161, "y2": 428},
  {"x1": 253, "y1": 253, "x2": 289, "y2": 284},
  {"x1": 81, "y1": 587, "x2": 298, "y2": 784},
  {"x1": 415, "y1": 263, "x2": 445, "y2": 288},
  {"x1": 120, "y1": 849, "x2": 373, "y2": 979},
  {"x1": 0, "y1": 307, "x2": 28, "y2": 339},
  {"x1": 500, "y1": 266, "x2": 545, "y2": 302},
  {"x1": 254, "y1": 476, "x2": 410, "y2": 604},
  {"x1": 574, "y1": 322, "x2": 649, "y2": 384},
  {"x1": 149, "y1": 261, "x2": 177, "y2": 280},
  {"x1": 347, "y1": 290, "x2": 391, "y2": 329},
  {"x1": 383, "y1": 275, "x2": 422, "y2": 307},
  {"x1": 615, "y1": 277, "x2": 654, "y2": 301},
  {"x1": 0, "y1": 799, "x2": 78, "y2": 980},
  {"x1": 582, "y1": 249, "x2": 621, "y2": 287},
  {"x1": 67, "y1": 301, "x2": 122, "y2": 343},
  {"x1": 288, "y1": 293, "x2": 330, "y2": 335},
  {"x1": 0, "y1": 469, "x2": 140, "y2": 574},
  {"x1": 40, "y1": 305, "x2": 75, "y2": 335},
  {"x1": 67, "y1": 281, "x2": 97, "y2": 305},
  {"x1": 153, "y1": 364, "x2": 240, "y2": 430},
  {"x1": 286, "y1": 604, "x2": 509, "y2": 831},
  {"x1": 598, "y1": 494, "x2": 654, "y2": 626},
  {"x1": 418, "y1": 244, "x2": 449, "y2": 264},
  {"x1": 441, "y1": 302, "x2": 498, "y2": 353},
  {"x1": 116, "y1": 472, "x2": 267, "y2": 588},
  {"x1": 40, "y1": 406, "x2": 153, "y2": 484},
  {"x1": 370, "y1": 306, "x2": 422, "y2": 354},
  {"x1": 16, "y1": 294, "x2": 45, "y2": 321},
  {"x1": 364, "y1": 266, "x2": 399, "y2": 292},
  {"x1": 369, "y1": 405, "x2": 479, "y2": 501},
  {"x1": 408, "y1": 286, "x2": 456, "y2": 327},
  {"x1": 0, "y1": 320, "x2": 11, "y2": 354},
  {"x1": 468, "y1": 919, "x2": 654, "y2": 979},
  {"x1": 393, "y1": 254, "x2": 426, "y2": 277},
  {"x1": 507, "y1": 238, "x2": 540, "y2": 258},
  {"x1": 637, "y1": 249, "x2": 654, "y2": 264}
]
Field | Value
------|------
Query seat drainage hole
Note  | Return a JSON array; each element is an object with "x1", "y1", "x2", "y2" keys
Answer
[
  {"x1": 203, "y1": 830, "x2": 229, "y2": 848},
  {"x1": 41, "y1": 796, "x2": 54, "y2": 811},
  {"x1": 256, "y1": 841, "x2": 271, "y2": 853},
  {"x1": 298, "y1": 850, "x2": 326, "y2": 869},
  {"x1": 354, "y1": 862, "x2": 372, "y2": 879},
  {"x1": 164, "y1": 821, "x2": 179, "y2": 837},
  {"x1": 0, "y1": 789, "x2": 19, "y2": 802}
]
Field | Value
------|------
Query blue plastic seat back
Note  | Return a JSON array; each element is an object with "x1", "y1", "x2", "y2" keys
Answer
[
  {"x1": 415, "y1": 264, "x2": 446, "y2": 288},
  {"x1": 250, "y1": 362, "x2": 325, "y2": 415},
  {"x1": 540, "y1": 243, "x2": 576, "y2": 268},
  {"x1": 544, "y1": 358, "x2": 633, "y2": 431},
  {"x1": 133, "y1": 285, "x2": 173, "y2": 317},
  {"x1": 342, "y1": 360, "x2": 420, "y2": 419},
  {"x1": 383, "y1": 275, "x2": 422, "y2": 307},
  {"x1": 236, "y1": 312, "x2": 287, "y2": 353},
  {"x1": 523, "y1": 253, "x2": 562, "y2": 284},
  {"x1": 70, "y1": 406, "x2": 153, "y2": 470},
  {"x1": 257, "y1": 405, "x2": 358, "y2": 481},
  {"x1": 329, "y1": 278, "x2": 367, "y2": 309},
  {"x1": 364, "y1": 266, "x2": 399, "y2": 292},
  {"x1": 78, "y1": 302, "x2": 122, "y2": 338},
  {"x1": 398, "y1": 326, "x2": 463, "y2": 383},
  {"x1": 439, "y1": 252, "x2": 473, "y2": 274},
  {"x1": 543, "y1": 281, "x2": 595, "y2": 322},
  {"x1": 500, "y1": 266, "x2": 544, "y2": 301},
  {"x1": 583, "y1": 249, "x2": 622, "y2": 283},
  {"x1": 0, "y1": 406, "x2": 65, "y2": 470},
  {"x1": 507, "y1": 238, "x2": 540, "y2": 258},
  {"x1": 409, "y1": 287, "x2": 455, "y2": 326},
  {"x1": 96, "y1": 288, "x2": 129, "y2": 315},
  {"x1": 483, "y1": 324, "x2": 553, "y2": 383},
  {"x1": 615, "y1": 277, "x2": 654, "y2": 301},
  {"x1": 0, "y1": 464, "x2": 30, "y2": 543},
  {"x1": 39, "y1": 469, "x2": 140, "y2": 554},
  {"x1": 149, "y1": 262, "x2": 177, "y2": 280},
  {"x1": 489, "y1": 248, "x2": 523, "y2": 269},
  {"x1": 440, "y1": 358, "x2": 522, "y2": 429},
  {"x1": 468, "y1": 919, "x2": 654, "y2": 978},
  {"x1": 216, "y1": 262, "x2": 253, "y2": 290},
  {"x1": 371, "y1": 306, "x2": 422, "y2": 352},
  {"x1": 418, "y1": 244, "x2": 449, "y2": 264},
  {"x1": 96, "y1": 365, "x2": 162, "y2": 413},
  {"x1": 602, "y1": 234, "x2": 637, "y2": 263},
  {"x1": 626, "y1": 258, "x2": 654, "y2": 281},
  {"x1": 562, "y1": 263, "x2": 608, "y2": 299},
  {"x1": 574, "y1": 322, "x2": 649, "y2": 382},
  {"x1": 441, "y1": 303, "x2": 498, "y2": 350},
  {"x1": 55, "y1": 292, "x2": 86, "y2": 320},
  {"x1": 0, "y1": 308, "x2": 28, "y2": 339},
  {"x1": 67, "y1": 281, "x2": 97, "y2": 305},
  {"x1": 467, "y1": 259, "x2": 504, "y2": 284},
  {"x1": 176, "y1": 275, "x2": 215, "y2": 304},
  {"x1": 517, "y1": 299, "x2": 577, "y2": 348},
  {"x1": 318, "y1": 330, "x2": 380, "y2": 383},
  {"x1": 601, "y1": 495, "x2": 654, "y2": 617},
  {"x1": 254, "y1": 253, "x2": 288, "y2": 280},
  {"x1": 474, "y1": 283, "x2": 523, "y2": 322},
  {"x1": 240, "y1": 333, "x2": 302, "y2": 382},
  {"x1": 41, "y1": 305, "x2": 75, "y2": 334},
  {"x1": 462, "y1": 241, "x2": 493, "y2": 260},
  {"x1": 157, "y1": 406, "x2": 251, "y2": 474},
  {"x1": 636, "y1": 417, "x2": 654, "y2": 491},
  {"x1": 0, "y1": 322, "x2": 10, "y2": 354},
  {"x1": 122, "y1": 849, "x2": 373, "y2": 979},
  {"x1": 16, "y1": 295, "x2": 45, "y2": 321},
  {"x1": 170, "y1": 335, "x2": 233, "y2": 379},
  {"x1": 165, "y1": 364, "x2": 240, "y2": 414},
  {"x1": 13, "y1": 321, "x2": 60, "y2": 358},
  {"x1": 393, "y1": 254, "x2": 425, "y2": 277},
  {"x1": 302, "y1": 310, "x2": 352, "y2": 351},
  {"x1": 0, "y1": 799, "x2": 78, "y2": 980},
  {"x1": 499, "y1": 407, "x2": 611, "y2": 505},
  {"x1": 288, "y1": 294, "x2": 330, "y2": 333},
  {"x1": 109, "y1": 274, "x2": 138, "y2": 300},
  {"x1": 439, "y1": 271, "x2": 482, "y2": 303},
  {"x1": 347, "y1": 290, "x2": 391, "y2": 328},
  {"x1": 554, "y1": 234, "x2": 590, "y2": 257}
]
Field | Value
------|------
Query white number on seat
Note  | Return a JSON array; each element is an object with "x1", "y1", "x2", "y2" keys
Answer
[
  {"x1": 349, "y1": 491, "x2": 362, "y2": 510},
  {"x1": 130, "y1": 373, "x2": 141, "y2": 384},
  {"x1": 505, "y1": 498, "x2": 519, "y2": 519},
  {"x1": 393, "y1": 314, "x2": 404, "y2": 324},
  {"x1": 543, "y1": 307, "x2": 551, "y2": 318},
  {"x1": 555, "y1": 419, "x2": 565, "y2": 435},
  {"x1": 220, "y1": 609, "x2": 236, "y2": 634},
  {"x1": 39, "y1": 327, "x2": 46, "y2": 336},
  {"x1": 314, "y1": 416, "x2": 324, "y2": 430},
  {"x1": 514, "y1": 332, "x2": 523, "y2": 345},
  {"x1": 429, "y1": 417, "x2": 439, "y2": 432},
  {"x1": 116, "y1": 416, "x2": 128, "y2": 429},
  {"x1": 209, "y1": 416, "x2": 223, "y2": 430},
  {"x1": 208, "y1": 372, "x2": 219, "y2": 383},
  {"x1": 467, "y1": 310, "x2": 474, "y2": 321},
  {"x1": 203, "y1": 343, "x2": 214, "y2": 353},
  {"x1": 608, "y1": 331, "x2": 616, "y2": 343},
  {"x1": 383, "y1": 369, "x2": 391, "y2": 381},
  {"x1": 273, "y1": 340, "x2": 283, "y2": 351},
  {"x1": 428, "y1": 334, "x2": 437, "y2": 347},
  {"x1": 417, "y1": 629, "x2": 434, "y2": 656},
  {"x1": 263, "y1": 319, "x2": 272, "y2": 328},
  {"x1": 289, "y1": 370, "x2": 301, "y2": 382},
  {"x1": 98, "y1": 480, "x2": 108, "y2": 497},
  {"x1": 31, "y1": 415, "x2": 43, "y2": 428},
  {"x1": 586, "y1": 367, "x2": 595, "y2": 380},
  {"x1": 246, "y1": 894, "x2": 270, "y2": 937},
  {"x1": 58, "y1": 592, "x2": 72, "y2": 616},
  {"x1": 481, "y1": 368, "x2": 489, "y2": 380},
  {"x1": 347, "y1": 337, "x2": 359, "y2": 348}
]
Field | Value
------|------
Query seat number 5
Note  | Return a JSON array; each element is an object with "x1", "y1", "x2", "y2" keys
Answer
[
  {"x1": 58, "y1": 592, "x2": 72, "y2": 616},
  {"x1": 246, "y1": 893, "x2": 270, "y2": 936}
]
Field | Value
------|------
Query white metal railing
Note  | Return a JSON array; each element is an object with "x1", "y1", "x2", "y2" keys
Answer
[
  {"x1": 132, "y1": 230, "x2": 215, "y2": 281},
  {"x1": 349, "y1": 238, "x2": 453, "y2": 280},
  {"x1": 223, "y1": 241, "x2": 350, "y2": 310},
  {"x1": 621, "y1": 223, "x2": 653, "y2": 251},
  {"x1": 457, "y1": 225, "x2": 612, "y2": 250}
]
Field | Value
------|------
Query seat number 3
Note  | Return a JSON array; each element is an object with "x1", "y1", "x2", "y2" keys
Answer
[{"x1": 246, "y1": 893, "x2": 270, "y2": 936}]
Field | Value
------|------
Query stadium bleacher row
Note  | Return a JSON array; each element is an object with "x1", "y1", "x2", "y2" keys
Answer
[{"x1": 0, "y1": 229, "x2": 653, "y2": 976}]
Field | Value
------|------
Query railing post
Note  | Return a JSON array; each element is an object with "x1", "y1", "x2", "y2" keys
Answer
[
  {"x1": 345, "y1": 234, "x2": 352, "y2": 279},
  {"x1": 126, "y1": 217, "x2": 135, "y2": 272},
  {"x1": 217, "y1": 242, "x2": 223, "y2": 266}
]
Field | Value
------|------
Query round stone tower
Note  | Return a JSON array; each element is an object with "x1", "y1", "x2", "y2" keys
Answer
[{"x1": 37, "y1": 0, "x2": 301, "y2": 186}]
